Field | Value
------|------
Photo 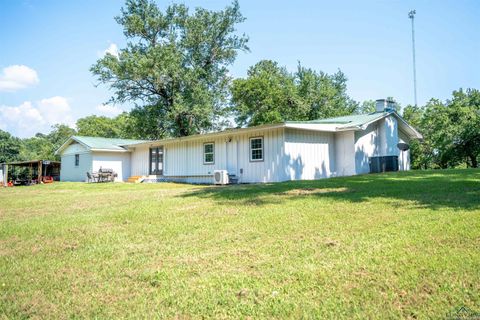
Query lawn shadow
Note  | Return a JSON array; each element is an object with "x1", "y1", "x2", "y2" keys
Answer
[{"x1": 178, "y1": 169, "x2": 480, "y2": 211}]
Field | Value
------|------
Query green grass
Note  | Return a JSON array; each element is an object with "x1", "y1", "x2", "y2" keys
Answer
[{"x1": 0, "y1": 169, "x2": 479, "y2": 319}]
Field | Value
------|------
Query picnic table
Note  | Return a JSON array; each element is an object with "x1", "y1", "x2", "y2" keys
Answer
[{"x1": 87, "y1": 168, "x2": 117, "y2": 183}]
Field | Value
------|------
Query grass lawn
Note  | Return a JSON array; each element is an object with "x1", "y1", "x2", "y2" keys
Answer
[{"x1": 0, "y1": 169, "x2": 479, "y2": 319}]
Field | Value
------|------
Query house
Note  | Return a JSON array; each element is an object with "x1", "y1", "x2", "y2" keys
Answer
[
  {"x1": 56, "y1": 99, "x2": 422, "y2": 183},
  {"x1": 55, "y1": 136, "x2": 146, "y2": 182}
]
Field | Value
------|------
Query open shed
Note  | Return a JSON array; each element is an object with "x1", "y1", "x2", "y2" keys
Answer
[{"x1": 1, "y1": 160, "x2": 61, "y2": 187}]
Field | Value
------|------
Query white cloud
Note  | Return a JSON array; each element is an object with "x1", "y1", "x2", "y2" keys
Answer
[
  {"x1": 38, "y1": 96, "x2": 74, "y2": 126},
  {"x1": 0, "y1": 96, "x2": 73, "y2": 137},
  {"x1": 0, "y1": 65, "x2": 39, "y2": 92},
  {"x1": 96, "y1": 103, "x2": 122, "y2": 117},
  {"x1": 101, "y1": 43, "x2": 119, "y2": 58}
]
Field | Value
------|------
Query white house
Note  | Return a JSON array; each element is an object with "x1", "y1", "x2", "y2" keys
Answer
[
  {"x1": 56, "y1": 136, "x2": 146, "y2": 182},
  {"x1": 56, "y1": 99, "x2": 422, "y2": 183}
]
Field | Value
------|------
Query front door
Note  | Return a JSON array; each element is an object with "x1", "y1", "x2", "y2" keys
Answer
[
  {"x1": 149, "y1": 146, "x2": 164, "y2": 175},
  {"x1": 226, "y1": 139, "x2": 237, "y2": 175}
]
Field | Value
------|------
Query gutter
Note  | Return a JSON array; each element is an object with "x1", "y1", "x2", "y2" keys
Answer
[{"x1": 90, "y1": 148, "x2": 131, "y2": 153}]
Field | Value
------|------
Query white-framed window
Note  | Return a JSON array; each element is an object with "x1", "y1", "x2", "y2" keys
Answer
[
  {"x1": 250, "y1": 137, "x2": 263, "y2": 162},
  {"x1": 75, "y1": 154, "x2": 79, "y2": 166},
  {"x1": 204, "y1": 142, "x2": 214, "y2": 164}
]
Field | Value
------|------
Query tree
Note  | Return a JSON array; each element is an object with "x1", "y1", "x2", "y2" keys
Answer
[
  {"x1": 406, "y1": 88, "x2": 480, "y2": 169},
  {"x1": 402, "y1": 104, "x2": 429, "y2": 169},
  {"x1": 445, "y1": 88, "x2": 480, "y2": 167},
  {"x1": 231, "y1": 60, "x2": 305, "y2": 126},
  {"x1": 296, "y1": 65, "x2": 358, "y2": 120},
  {"x1": 47, "y1": 124, "x2": 77, "y2": 150},
  {"x1": 76, "y1": 114, "x2": 134, "y2": 139},
  {"x1": 230, "y1": 60, "x2": 358, "y2": 127},
  {"x1": 20, "y1": 136, "x2": 55, "y2": 161},
  {"x1": 91, "y1": 0, "x2": 248, "y2": 138},
  {"x1": 0, "y1": 130, "x2": 22, "y2": 163},
  {"x1": 359, "y1": 100, "x2": 376, "y2": 114}
]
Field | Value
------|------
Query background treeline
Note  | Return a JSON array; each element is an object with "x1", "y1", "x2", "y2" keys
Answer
[
  {"x1": 1, "y1": 85, "x2": 478, "y2": 170},
  {"x1": 1, "y1": 0, "x2": 479, "y2": 169}
]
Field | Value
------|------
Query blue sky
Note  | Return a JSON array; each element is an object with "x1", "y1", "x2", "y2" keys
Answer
[{"x1": 0, "y1": 0, "x2": 479, "y2": 137}]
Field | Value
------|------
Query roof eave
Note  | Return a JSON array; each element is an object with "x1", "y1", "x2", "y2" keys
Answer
[
  {"x1": 90, "y1": 148, "x2": 131, "y2": 153},
  {"x1": 125, "y1": 123, "x2": 287, "y2": 147}
]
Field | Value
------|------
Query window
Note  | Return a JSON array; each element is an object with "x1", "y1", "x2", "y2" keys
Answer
[
  {"x1": 75, "y1": 154, "x2": 79, "y2": 166},
  {"x1": 149, "y1": 146, "x2": 164, "y2": 175},
  {"x1": 250, "y1": 137, "x2": 263, "y2": 161},
  {"x1": 203, "y1": 143, "x2": 214, "y2": 164}
]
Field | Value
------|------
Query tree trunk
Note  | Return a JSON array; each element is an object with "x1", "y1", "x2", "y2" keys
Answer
[{"x1": 470, "y1": 154, "x2": 478, "y2": 168}]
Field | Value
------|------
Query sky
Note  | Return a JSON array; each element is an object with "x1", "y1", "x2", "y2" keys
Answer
[{"x1": 0, "y1": 0, "x2": 479, "y2": 138}]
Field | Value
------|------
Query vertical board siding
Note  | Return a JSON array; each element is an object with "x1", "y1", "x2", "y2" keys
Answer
[
  {"x1": 334, "y1": 131, "x2": 356, "y2": 177},
  {"x1": 398, "y1": 130, "x2": 411, "y2": 171},
  {"x1": 129, "y1": 128, "x2": 286, "y2": 183},
  {"x1": 130, "y1": 145, "x2": 150, "y2": 177},
  {"x1": 284, "y1": 129, "x2": 335, "y2": 180},
  {"x1": 354, "y1": 122, "x2": 379, "y2": 175},
  {"x1": 354, "y1": 115, "x2": 401, "y2": 174}
]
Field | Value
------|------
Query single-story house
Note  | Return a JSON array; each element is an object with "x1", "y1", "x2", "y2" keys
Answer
[
  {"x1": 55, "y1": 136, "x2": 146, "y2": 182},
  {"x1": 56, "y1": 99, "x2": 422, "y2": 184}
]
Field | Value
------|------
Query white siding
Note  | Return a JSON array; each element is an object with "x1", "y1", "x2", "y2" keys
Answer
[
  {"x1": 130, "y1": 128, "x2": 286, "y2": 183},
  {"x1": 91, "y1": 152, "x2": 131, "y2": 182},
  {"x1": 398, "y1": 130, "x2": 411, "y2": 171},
  {"x1": 354, "y1": 115, "x2": 403, "y2": 174},
  {"x1": 334, "y1": 131, "x2": 356, "y2": 176},
  {"x1": 62, "y1": 142, "x2": 89, "y2": 155},
  {"x1": 60, "y1": 142, "x2": 91, "y2": 181},
  {"x1": 354, "y1": 122, "x2": 380, "y2": 174},
  {"x1": 130, "y1": 145, "x2": 150, "y2": 177},
  {"x1": 379, "y1": 116, "x2": 399, "y2": 156},
  {"x1": 60, "y1": 152, "x2": 92, "y2": 182},
  {"x1": 236, "y1": 127, "x2": 285, "y2": 183},
  {"x1": 283, "y1": 129, "x2": 335, "y2": 180}
]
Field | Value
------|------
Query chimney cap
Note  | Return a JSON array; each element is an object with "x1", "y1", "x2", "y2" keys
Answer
[
  {"x1": 375, "y1": 98, "x2": 396, "y2": 112},
  {"x1": 375, "y1": 98, "x2": 396, "y2": 103}
]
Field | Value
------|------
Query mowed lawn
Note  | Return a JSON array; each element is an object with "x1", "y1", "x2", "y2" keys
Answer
[{"x1": 0, "y1": 170, "x2": 479, "y2": 319}]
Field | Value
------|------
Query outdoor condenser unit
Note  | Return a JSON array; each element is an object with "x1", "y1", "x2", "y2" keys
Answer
[
  {"x1": 213, "y1": 170, "x2": 229, "y2": 185},
  {"x1": 369, "y1": 156, "x2": 399, "y2": 173}
]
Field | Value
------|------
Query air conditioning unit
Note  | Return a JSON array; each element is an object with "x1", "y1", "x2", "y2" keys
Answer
[{"x1": 213, "y1": 170, "x2": 229, "y2": 185}]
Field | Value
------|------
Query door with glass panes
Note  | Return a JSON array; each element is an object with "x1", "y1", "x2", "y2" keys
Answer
[{"x1": 149, "y1": 146, "x2": 164, "y2": 175}]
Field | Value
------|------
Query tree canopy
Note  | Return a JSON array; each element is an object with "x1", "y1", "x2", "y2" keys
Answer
[
  {"x1": 230, "y1": 60, "x2": 359, "y2": 127},
  {"x1": 403, "y1": 88, "x2": 480, "y2": 169},
  {"x1": 76, "y1": 114, "x2": 134, "y2": 139},
  {"x1": 91, "y1": 0, "x2": 248, "y2": 138}
]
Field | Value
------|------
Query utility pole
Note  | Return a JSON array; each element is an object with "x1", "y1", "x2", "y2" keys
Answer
[{"x1": 408, "y1": 10, "x2": 417, "y2": 106}]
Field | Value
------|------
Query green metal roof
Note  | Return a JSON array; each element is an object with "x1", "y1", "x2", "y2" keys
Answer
[
  {"x1": 72, "y1": 136, "x2": 147, "y2": 151},
  {"x1": 286, "y1": 111, "x2": 393, "y2": 128}
]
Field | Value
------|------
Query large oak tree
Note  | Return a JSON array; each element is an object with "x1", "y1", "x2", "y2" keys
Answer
[{"x1": 91, "y1": 0, "x2": 248, "y2": 139}]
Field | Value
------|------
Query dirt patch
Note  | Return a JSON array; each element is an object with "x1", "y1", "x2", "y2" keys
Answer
[{"x1": 279, "y1": 187, "x2": 349, "y2": 196}]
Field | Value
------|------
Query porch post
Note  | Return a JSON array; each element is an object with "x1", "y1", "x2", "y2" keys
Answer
[
  {"x1": 38, "y1": 160, "x2": 42, "y2": 183},
  {"x1": 3, "y1": 164, "x2": 7, "y2": 187}
]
